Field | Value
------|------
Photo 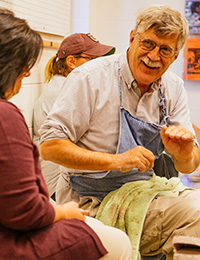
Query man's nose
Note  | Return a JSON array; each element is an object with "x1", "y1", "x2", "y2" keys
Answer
[{"x1": 147, "y1": 46, "x2": 161, "y2": 61}]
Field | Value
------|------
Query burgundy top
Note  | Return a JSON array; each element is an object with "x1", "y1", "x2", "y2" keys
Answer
[{"x1": 0, "y1": 99, "x2": 107, "y2": 260}]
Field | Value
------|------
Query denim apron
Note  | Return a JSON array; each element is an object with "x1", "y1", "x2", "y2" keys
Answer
[{"x1": 70, "y1": 62, "x2": 169, "y2": 201}]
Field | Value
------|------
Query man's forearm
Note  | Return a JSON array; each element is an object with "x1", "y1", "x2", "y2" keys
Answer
[
  {"x1": 39, "y1": 139, "x2": 155, "y2": 173},
  {"x1": 39, "y1": 139, "x2": 116, "y2": 171}
]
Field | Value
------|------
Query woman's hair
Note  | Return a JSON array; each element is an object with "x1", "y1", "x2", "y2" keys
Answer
[
  {"x1": 134, "y1": 5, "x2": 188, "y2": 52},
  {"x1": 44, "y1": 53, "x2": 81, "y2": 83},
  {"x1": 44, "y1": 55, "x2": 67, "y2": 83},
  {"x1": 0, "y1": 8, "x2": 43, "y2": 98}
]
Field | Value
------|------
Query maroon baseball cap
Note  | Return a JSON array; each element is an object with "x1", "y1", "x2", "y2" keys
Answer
[{"x1": 57, "y1": 33, "x2": 116, "y2": 59}]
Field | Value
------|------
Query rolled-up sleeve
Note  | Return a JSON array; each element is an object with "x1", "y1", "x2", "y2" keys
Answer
[{"x1": 39, "y1": 70, "x2": 96, "y2": 145}]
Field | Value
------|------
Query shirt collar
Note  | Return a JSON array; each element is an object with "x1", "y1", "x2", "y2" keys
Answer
[{"x1": 119, "y1": 50, "x2": 134, "y2": 90}]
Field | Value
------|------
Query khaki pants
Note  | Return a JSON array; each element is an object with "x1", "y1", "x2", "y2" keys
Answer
[
  {"x1": 140, "y1": 189, "x2": 200, "y2": 260},
  {"x1": 56, "y1": 174, "x2": 200, "y2": 260}
]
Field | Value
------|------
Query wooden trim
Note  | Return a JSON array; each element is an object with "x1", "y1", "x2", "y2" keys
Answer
[{"x1": 43, "y1": 40, "x2": 60, "y2": 49}]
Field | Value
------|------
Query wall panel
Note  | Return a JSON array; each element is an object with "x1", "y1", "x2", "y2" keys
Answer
[{"x1": 0, "y1": 0, "x2": 71, "y2": 36}]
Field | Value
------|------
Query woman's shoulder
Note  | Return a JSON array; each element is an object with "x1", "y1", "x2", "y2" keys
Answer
[
  {"x1": 0, "y1": 99, "x2": 18, "y2": 108},
  {"x1": 0, "y1": 99, "x2": 20, "y2": 116},
  {"x1": 0, "y1": 99, "x2": 26, "y2": 127}
]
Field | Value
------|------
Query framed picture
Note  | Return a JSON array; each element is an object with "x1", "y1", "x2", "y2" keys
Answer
[
  {"x1": 184, "y1": 38, "x2": 200, "y2": 80},
  {"x1": 185, "y1": 0, "x2": 200, "y2": 34}
]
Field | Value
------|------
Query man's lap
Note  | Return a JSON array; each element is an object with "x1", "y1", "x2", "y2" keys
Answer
[
  {"x1": 140, "y1": 189, "x2": 200, "y2": 257},
  {"x1": 56, "y1": 173, "x2": 200, "y2": 258}
]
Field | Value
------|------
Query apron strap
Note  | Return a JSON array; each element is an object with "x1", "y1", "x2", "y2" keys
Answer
[{"x1": 159, "y1": 87, "x2": 169, "y2": 126}]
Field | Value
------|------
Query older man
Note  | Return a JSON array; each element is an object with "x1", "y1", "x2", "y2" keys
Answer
[{"x1": 39, "y1": 5, "x2": 200, "y2": 259}]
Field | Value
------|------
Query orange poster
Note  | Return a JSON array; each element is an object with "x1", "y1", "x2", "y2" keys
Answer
[{"x1": 184, "y1": 38, "x2": 200, "y2": 80}]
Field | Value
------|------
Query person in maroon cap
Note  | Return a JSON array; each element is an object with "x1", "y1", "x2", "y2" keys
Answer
[
  {"x1": 33, "y1": 33, "x2": 115, "y2": 199},
  {"x1": 45, "y1": 33, "x2": 115, "y2": 83}
]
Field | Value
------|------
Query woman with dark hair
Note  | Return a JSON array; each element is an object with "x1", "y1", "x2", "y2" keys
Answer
[{"x1": 0, "y1": 8, "x2": 132, "y2": 260}]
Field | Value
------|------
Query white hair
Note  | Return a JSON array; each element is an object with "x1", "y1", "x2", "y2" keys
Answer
[{"x1": 134, "y1": 5, "x2": 188, "y2": 52}]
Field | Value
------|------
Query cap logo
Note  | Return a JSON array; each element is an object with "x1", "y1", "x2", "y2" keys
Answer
[{"x1": 87, "y1": 33, "x2": 99, "y2": 43}]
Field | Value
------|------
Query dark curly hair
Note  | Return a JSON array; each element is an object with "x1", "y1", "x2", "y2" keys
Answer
[{"x1": 0, "y1": 8, "x2": 43, "y2": 98}]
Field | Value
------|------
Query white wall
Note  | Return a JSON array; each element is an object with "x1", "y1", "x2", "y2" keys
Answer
[{"x1": 71, "y1": 0, "x2": 90, "y2": 33}]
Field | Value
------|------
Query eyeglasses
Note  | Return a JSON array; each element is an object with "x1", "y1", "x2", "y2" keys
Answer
[
  {"x1": 74, "y1": 55, "x2": 96, "y2": 60},
  {"x1": 136, "y1": 34, "x2": 177, "y2": 58}
]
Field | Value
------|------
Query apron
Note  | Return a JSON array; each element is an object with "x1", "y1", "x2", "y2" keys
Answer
[{"x1": 70, "y1": 62, "x2": 169, "y2": 201}]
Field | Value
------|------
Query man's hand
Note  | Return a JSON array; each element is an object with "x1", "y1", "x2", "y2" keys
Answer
[
  {"x1": 160, "y1": 125, "x2": 194, "y2": 160},
  {"x1": 160, "y1": 125, "x2": 200, "y2": 173},
  {"x1": 115, "y1": 146, "x2": 155, "y2": 173}
]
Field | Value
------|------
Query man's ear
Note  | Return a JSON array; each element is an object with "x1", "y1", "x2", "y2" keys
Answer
[
  {"x1": 174, "y1": 53, "x2": 179, "y2": 61},
  {"x1": 66, "y1": 55, "x2": 76, "y2": 71},
  {"x1": 130, "y1": 29, "x2": 135, "y2": 43}
]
